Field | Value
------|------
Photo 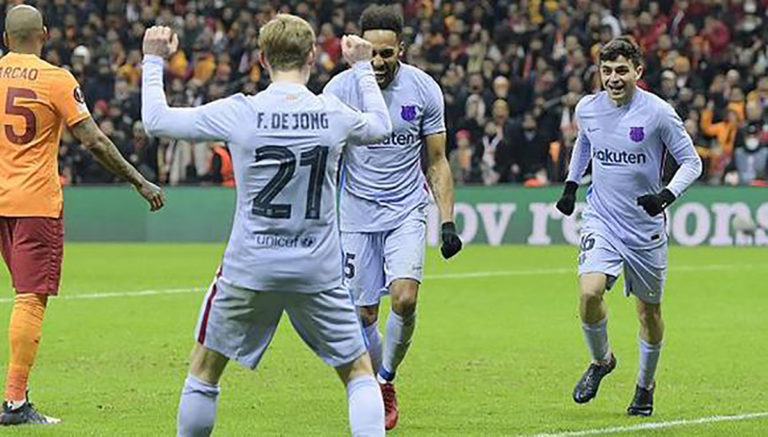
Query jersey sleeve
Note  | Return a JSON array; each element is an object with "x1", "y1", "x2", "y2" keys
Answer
[
  {"x1": 566, "y1": 99, "x2": 592, "y2": 183},
  {"x1": 50, "y1": 70, "x2": 90, "y2": 127},
  {"x1": 421, "y1": 74, "x2": 446, "y2": 136},
  {"x1": 141, "y1": 55, "x2": 246, "y2": 142},
  {"x1": 324, "y1": 62, "x2": 391, "y2": 145},
  {"x1": 657, "y1": 102, "x2": 702, "y2": 197},
  {"x1": 324, "y1": 93, "x2": 379, "y2": 145},
  {"x1": 322, "y1": 71, "x2": 348, "y2": 102}
]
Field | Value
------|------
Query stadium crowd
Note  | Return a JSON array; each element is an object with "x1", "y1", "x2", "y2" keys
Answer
[{"x1": 2, "y1": 0, "x2": 767, "y2": 186}]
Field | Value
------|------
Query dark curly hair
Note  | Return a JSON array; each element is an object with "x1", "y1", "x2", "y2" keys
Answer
[
  {"x1": 599, "y1": 36, "x2": 643, "y2": 67},
  {"x1": 360, "y1": 5, "x2": 403, "y2": 37}
]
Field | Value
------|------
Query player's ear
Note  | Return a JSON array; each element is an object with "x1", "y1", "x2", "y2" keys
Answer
[
  {"x1": 42, "y1": 26, "x2": 49, "y2": 43},
  {"x1": 635, "y1": 65, "x2": 644, "y2": 80},
  {"x1": 306, "y1": 45, "x2": 317, "y2": 67},
  {"x1": 398, "y1": 40, "x2": 405, "y2": 58},
  {"x1": 2, "y1": 32, "x2": 7, "y2": 48},
  {"x1": 258, "y1": 51, "x2": 269, "y2": 71}
]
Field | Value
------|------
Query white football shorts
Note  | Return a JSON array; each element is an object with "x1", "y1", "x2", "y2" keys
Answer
[
  {"x1": 195, "y1": 276, "x2": 366, "y2": 369},
  {"x1": 577, "y1": 222, "x2": 668, "y2": 304},
  {"x1": 340, "y1": 206, "x2": 426, "y2": 307}
]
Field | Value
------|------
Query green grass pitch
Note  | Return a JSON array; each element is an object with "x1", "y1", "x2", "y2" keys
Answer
[{"x1": 0, "y1": 244, "x2": 766, "y2": 436}]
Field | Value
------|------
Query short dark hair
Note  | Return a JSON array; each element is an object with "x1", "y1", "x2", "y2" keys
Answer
[
  {"x1": 599, "y1": 36, "x2": 643, "y2": 67},
  {"x1": 360, "y1": 5, "x2": 403, "y2": 37}
]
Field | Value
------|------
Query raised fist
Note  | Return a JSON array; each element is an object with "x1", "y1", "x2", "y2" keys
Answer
[
  {"x1": 341, "y1": 35, "x2": 373, "y2": 65},
  {"x1": 143, "y1": 26, "x2": 179, "y2": 59}
]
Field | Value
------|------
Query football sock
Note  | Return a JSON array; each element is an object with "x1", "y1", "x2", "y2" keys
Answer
[
  {"x1": 362, "y1": 322, "x2": 383, "y2": 374},
  {"x1": 637, "y1": 338, "x2": 662, "y2": 389},
  {"x1": 582, "y1": 318, "x2": 611, "y2": 363},
  {"x1": 177, "y1": 374, "x2": 219, "y2": 437},
  {"x1": 5, "y1": 293, "x2": 47, "y2": 403},
  {"x1": 346, "y1": 375, "x2": 385, "y2": 437},
  {"x1": 380, "y1": 310, "x2": 416, "y2": 382}
]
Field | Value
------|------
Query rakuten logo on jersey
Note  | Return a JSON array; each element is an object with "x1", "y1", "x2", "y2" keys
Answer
[
  {"x1": 594, "y1": 149, "x2": 647, "y2": 166},
  {"x1": 381, "y1": 131, "x2": 416, "y2": 146}
]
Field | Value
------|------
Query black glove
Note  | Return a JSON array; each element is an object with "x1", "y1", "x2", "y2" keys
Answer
[
  {"x1": 556, "y1": 181, "x2": 578, "y2": 216},
  {"x1": 440, "y1": 222, "x2": 462, "y2": 259},
  {"x1": 636, "y1": 189, "x2": 676, "y2": 216}
]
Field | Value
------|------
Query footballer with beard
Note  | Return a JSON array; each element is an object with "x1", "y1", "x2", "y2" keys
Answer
[{"x1": 324, "y1": 4, "x2": 462, "y2": 430}]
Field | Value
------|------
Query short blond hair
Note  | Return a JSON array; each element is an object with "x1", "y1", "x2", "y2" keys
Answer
[{"x1": 258, "y1": 14, "x2": 315, "y2": 71}]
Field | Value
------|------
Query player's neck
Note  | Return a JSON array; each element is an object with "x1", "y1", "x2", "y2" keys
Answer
[
  {"x1": 270, "y1": 69, "x2": 309, "y2": 86},
  {"x1": 10, "y1": 46, "x2": 41, "y2": 56},
  {"x1": 381, "y1": 62, "x2": 401, "y2": 90}
]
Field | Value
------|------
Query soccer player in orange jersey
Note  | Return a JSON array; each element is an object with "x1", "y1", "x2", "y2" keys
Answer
[{"x1": 0, "y1": 5, "x2": 165, "y2": 425}]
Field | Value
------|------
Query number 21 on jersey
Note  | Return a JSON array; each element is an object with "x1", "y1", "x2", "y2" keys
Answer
[{"x1": 251, "y1": 145, "x2": 329, "y2": 220}]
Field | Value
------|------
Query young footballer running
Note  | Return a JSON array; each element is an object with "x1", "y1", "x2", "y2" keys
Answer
[{"x1": 556, "y1": 36, "x2": 702, "y2": 416}]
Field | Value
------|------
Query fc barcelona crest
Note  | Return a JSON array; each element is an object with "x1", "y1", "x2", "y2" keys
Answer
[
  {"x1": 401, "y1": 105, "x2": 417, "y2": 121},
  {"x1": 629, "y1": 126, "x2": 645, "y2": 142}
]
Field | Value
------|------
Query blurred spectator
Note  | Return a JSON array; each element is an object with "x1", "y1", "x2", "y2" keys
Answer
[
  {"x1": 448, "y1": 130, "x2": 476, "y2": 186},
  {"x1": 512, "y1": 112, "x2": 550, "y2": 186},
  {"x1": 480, "y1": 121, "x2": 501, "y2": 186},
  {"x1": 702, "y1": 16, "x2": 731, "y2": 62},
  {"x1": 732, "y1": 101, "x2": 768, "y2": 185},
  {"x1": 128, "y1": 121, "x2": 160, "y2": 182},
  {"x1": 687, "y1": 115, "x2": 711, "y2": 181},
  {"x1": 456, "y1": 94, "x2": 486, "y2": 148},
  {"x1": 673, "y1": 56, "x2": 704, "y2": 92},
  {"x1": 491, "y1": 76, "x2": 510, "y2": 105},
  {"x1": 659, "y1": 70, "x2": 678, "y2": 102},
  {"x1": 489, "y1": 99, "x2": 517, "y2": 183},
  {"x1": 700, "y1": 102, "x2": 741, "y2": 183},
  {"x1": 199, "y1": 144, "x2": 235, "y2": 187},
  {"x1": 748, "y1": 76, "x2": 768, "y2": 108},
  {"x1": 318, "y1": 22, "x2": 341, "y2": 67}
]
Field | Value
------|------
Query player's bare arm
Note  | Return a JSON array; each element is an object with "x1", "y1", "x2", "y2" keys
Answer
[
  {"x1": 425, "y1": 132, "x2": 453, "y2": 223},
  {"x1": 70, "y1": 117, "x2": 164, "y2": 211},
  {"x1": 425, "y1": 132, "x2": 462, "y2": 259}
]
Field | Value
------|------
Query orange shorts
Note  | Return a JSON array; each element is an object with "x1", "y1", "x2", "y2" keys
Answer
[{"x1": 0, "y1": 216, "x2": 63, "y2": 295}]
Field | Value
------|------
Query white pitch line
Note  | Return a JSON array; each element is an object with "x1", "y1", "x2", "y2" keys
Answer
[
  {"x1": 0, "y1": 263, "x2": 760, "y2": 303},
  {"x1": 423, "y1": 268, "x2": 574, "y2": 279},
  {"x1": 0, "y1": 287, "x2": 207, "y2": 303},
  {"x1": 526, "y1": 411, "x2": 768, "y2": 436},
  {"x1": 423, "y1": 263, "x2": 759, "y2": 280}
]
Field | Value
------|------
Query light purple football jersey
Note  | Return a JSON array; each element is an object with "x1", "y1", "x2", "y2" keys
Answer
[
  {"x1": 142, "y1": 56, "x2": 391, "y2": 292},
  {"x1": 324, "y1": 62, "x2": 446, "y2": 232},
  {"x1": 567, "y1": 88, "x2": 702, "y2": 249}
]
